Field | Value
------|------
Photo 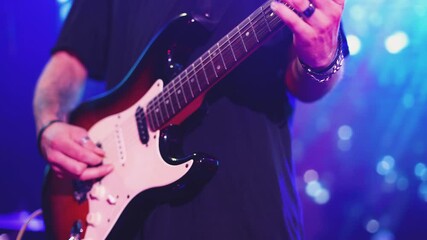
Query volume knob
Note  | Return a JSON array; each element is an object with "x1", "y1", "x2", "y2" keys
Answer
[
  {"x1": 86, "y1": 212, "x2": 102, "y2": 226},
  {"x1": 107, "y1": 194, "x2": 118, "y2": 205},
  {"x1": 89, "y1": 184, "x2": 106, "y2": 200}
]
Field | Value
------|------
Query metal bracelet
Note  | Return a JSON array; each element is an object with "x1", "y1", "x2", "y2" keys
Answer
[{"x1": 299, "y1": 35, "x2": 344, "y2": 83}]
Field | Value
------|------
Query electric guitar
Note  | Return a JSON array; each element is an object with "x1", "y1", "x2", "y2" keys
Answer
[{"x1": 42, "y1": 0, "x2": 287, "y2": 239}]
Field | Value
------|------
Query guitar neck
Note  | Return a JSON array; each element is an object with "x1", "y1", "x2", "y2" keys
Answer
[{"x1": 147, "y1": 0, "x2": 284, "y2": 130}]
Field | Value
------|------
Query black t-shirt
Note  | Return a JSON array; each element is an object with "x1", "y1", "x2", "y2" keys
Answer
[{"x1": 52, "y1": 0, "x2": 347, "y2": 239}]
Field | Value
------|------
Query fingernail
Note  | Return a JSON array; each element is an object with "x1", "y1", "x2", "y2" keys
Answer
[
  {"x1": 107, "y1": 164, "x2": 114, "y2": 172},
  {"x1": 271, "y1": 1, "x2": 278, "y2": 11}
]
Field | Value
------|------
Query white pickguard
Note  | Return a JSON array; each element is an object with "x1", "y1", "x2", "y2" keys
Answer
[{"x1": 83, "y1": 79, "x2": 194, "y2": 240}]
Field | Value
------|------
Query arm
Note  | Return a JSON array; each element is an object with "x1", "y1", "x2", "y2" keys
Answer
[
  {"x1": 33, "y1": 51, "x2": 113, "y2": 180},
  {"x1": 285, "y1": 52, "x2": 344, "y2": 102},
  {"x1": 271, "y1": 0, "x2": 346, "y2": 102}
]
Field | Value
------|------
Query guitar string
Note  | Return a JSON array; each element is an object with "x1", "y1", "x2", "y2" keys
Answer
[
  {"x1": 148, "y1": 0, "x2": 279, "y2": 124},
  {"x1": 146, "y1": 4, "x2": 279, "y2": 129},
  {"x1": 161, "y1": 0, "x2": 282, "y2": 111},
  {"x1": 146, "y1": 0, "x2": 283, "y2": 130},
  {"x1": 96, "y1": 0, "x2": 283, "y2": 163},
  {"x1": 101, "y1": 0, "x2": 282, "y2": 144}
]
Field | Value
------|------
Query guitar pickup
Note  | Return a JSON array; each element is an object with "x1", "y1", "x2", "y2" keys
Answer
[{"x1": 135, "y1": 106, "x2": 149, "y2": 145}]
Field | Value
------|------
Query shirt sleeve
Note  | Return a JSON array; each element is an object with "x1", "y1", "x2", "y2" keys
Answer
[{"x1": 52, "y1": 0, "x2": 110, "y2": 80}]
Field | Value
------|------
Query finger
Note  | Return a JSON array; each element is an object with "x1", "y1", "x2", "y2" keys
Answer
[
  {"x1": 79, "y1": 164, "x2": 114, "y2": 181},
  {"x1": 328, "y1": 0, "x2": 345, "y2": 8},
  {"x1": 71, "y1": 126, "x2": 105, "y2": 157},
  {"x1": 51, "y1": 165, "x2": 65, "y2": 179},
  {"x1": 308, "y1": 0, "x2": 332, "y2": 10},
  {"x1": 310, "y1": 0, "x2": 344, "y2": 19},
  {"x1": 59, "y1": 137, "x2": 104, "y2": 166},
  {"x1": 283, "y1": 0, "x2": 312, "y2": 13},
  {"x1": 47, "y1": 150, "x2": 88, "y2": 178},
  {"x1": 282, "y1": 0, "x2": 330, "y2": 27},
  {"x1": 79, "y1": 136, "x2": 105, "y2": 157},
  {"x1": 270, "y1": 1, "x2": 312, "y2": 36}
]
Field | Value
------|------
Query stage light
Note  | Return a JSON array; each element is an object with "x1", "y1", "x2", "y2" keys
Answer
[
  {"x1": 347, "y1": 35, "x2": 362, "y2": 56},
  {"x1": 372, "y1": 229, "x2": 395, "y2": 240},
  {"x1": 313, "y1": 189, "x2": 330, "y2": 205},
  {"x1": 305, "y1": 181, "x2": 322, "y2": 197},
  {"x1": 418, "y1": 182, "x2": 427, "y2": 202},
  {"x1": 414, "y1": 162, "x2": 427, "y2": 181},
  {"x1": 303, "y1": 169, "x2": 319, "y2": 183},
  {"x1": 338, "y1": 125, "x2": 353, "y2": 140},
  {"x1": 385, "y1": 31, "x2": 410, "y2": 54},
  {"x1": 366, "y1": 219, "x2": 380, "y2": 234},
  {"x1": 305, "y1": 180, "x2": 331, "y2": 205},
  {"x1": 376, "y1": 155, "x2": 395, "y2": 176}
]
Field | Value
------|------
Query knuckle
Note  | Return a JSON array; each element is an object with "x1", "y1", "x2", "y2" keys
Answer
[
  {"x1": 71, "y1": 164, "x2": 86, "y2": 176},
  {"x1": 46, "y1": 151, "x2": 60, "y2": 164},
  {"x1": 75, "y1": 150, "x2": 86, "y2": 161},
  {"x1": 49, "y1": 137, "x2": 66, "y2": 151},
  {"x1": 329, "y1": 6, "x2": 343, "y2": 21}
]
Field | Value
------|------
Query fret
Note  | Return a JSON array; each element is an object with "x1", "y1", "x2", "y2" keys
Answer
[
  {"x1": 194, "y1": 58, "x2": 210, "y2": 89},
  {"x1": 270, "y1": 15, "x2": 282, "y2": 30},
  {"x1": 172, "y1": 90, "x2": 181, "y2": 112},
  {"x1": 239, "y1": 18, "x2": 259, "y2": 52},
  {"x1": 218, "y1": 37, "x2": 236, "y2": 69},
  {"x1": 145, "y1": 0, "x2": 287, "y2": 131},
  {"x1": 252, "y1": 8, "x2": 271, "y2": 40},
  {"x1": 159, "y1": 95, "x2": 170, "y2": 121},
  {"x1": 146, "y1": 103, "x2": 156, "y2": 130},
  {"x1": 263, "y1": 4, "x2": 281, "y2": 31},
  {"x1": 225, "y1": 34, "x2": 237, "y2": 62},
  {"x1": 228, "y1": 28, "x2": 247, "y2": 62},
  {"x1": 236, "y1": 24, "x2": 248, "y2": 53},
  {"x1": 186, "y1": 64, "x2": 201, "y2": 97},
  {"x1": 216, "y1": 42, "x2": 227, "y2": 70},
  {"x1": 201, "y1": 52, "x2": 217, "y2": 85},
  {"x1": 260, "y1": 5, "x2": 272, "y2": 32},
  {"x1": 175, "y1": 75, "x2": 188, "y2": 107},
  {"x1": 179, "y1": 73, "x2": 194, "y2": 103},
  {"x1": 209, "y1": 45, "x2": 227, "y2": 79},
  {"x1": 248, "y1": 15, "x2": 260, "y2": 43},
  {"x1": 250, "y1": 7, "x2": 269, "y2": 38},
  {"x1": 150, "y1": 100, "x2": 162, "y2": 130},
  {"x1": 207, "y1": 50, "x2": 218, "y2": 78},
  {"x1": 162, "y1": 87, "x2": 176, "y2": 119},
  {"x1": 169, "y1": 81, "x2": 182, "y2": 110}
]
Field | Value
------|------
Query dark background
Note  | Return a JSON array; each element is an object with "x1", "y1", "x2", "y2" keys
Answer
[{"x1": 1, "y1": 0, "x2": 426, "y2": 239}]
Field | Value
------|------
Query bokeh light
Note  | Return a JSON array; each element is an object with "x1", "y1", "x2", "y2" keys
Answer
[
  {"x1": 385, "y1": 31, "x2": 410, "y2": 54},
  {"x1": 293, "y1": 0, "x2": 427, "y2": 238},
  {"x1": 1, "y1": 0, "x2": 427, "y2": 239}
]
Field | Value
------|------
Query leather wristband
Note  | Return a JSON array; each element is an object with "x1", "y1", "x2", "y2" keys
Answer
[
  {"x1": 299, "y1": 34, "x2": 344, "y2": 83},
  {"x1": 37, "y1": 119, "x2": 62, "y2": 156}
]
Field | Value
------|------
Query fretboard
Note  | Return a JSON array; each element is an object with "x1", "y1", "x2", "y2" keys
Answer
[{"x1": 147, "y1": 0, "x2": 284, "y2": 130}]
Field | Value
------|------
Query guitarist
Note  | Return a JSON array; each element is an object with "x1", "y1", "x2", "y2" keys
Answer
[{"x1": 33, "y1": 0, "x2": 348, "y2": 239}]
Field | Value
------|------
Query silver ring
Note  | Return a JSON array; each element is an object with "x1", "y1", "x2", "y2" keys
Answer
[
  {"x1": 80, "y1": 136, "x2": 90, "y2": 146},
  {"x1": 302, "y1": 2, "x2": 316, "y2": 18}
]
